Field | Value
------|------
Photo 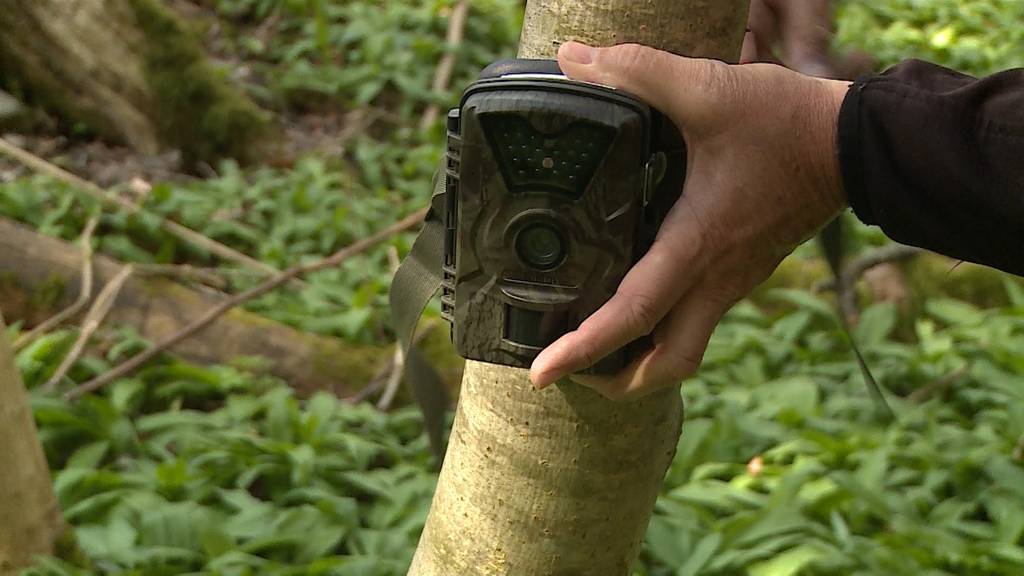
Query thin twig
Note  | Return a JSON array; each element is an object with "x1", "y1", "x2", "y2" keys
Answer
[
  {"x1": 13, "y1": 216, "x2": 99, "y2": 352},
  {"x1": 420, "y1": 0, "x2": 470, "y2": 131},
  {"x1": 1014, "y1": 434, "x2": 1024, "y2": 463},
  {"x1": 376, "y1": 246, "x2": 407, "y2": 410},
  {"x1": 0, "y1": 137, "x2": 280, "y2": 277},
  {"x1": 376, "y1": 345, "x2": 407, "y2": 411},
  {"x1": 908, "y1": 363, "x2": 970, "y2": 404},
  {"x1": 65, "y1": 207, "x2": 429, "y2": 401},
  {"x1": 44, "y1": 265, "x2": 133, "y2": 392}
]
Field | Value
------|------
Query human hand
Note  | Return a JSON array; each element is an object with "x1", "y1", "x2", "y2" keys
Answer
[
  {"x1": 528, "y1": 42, "x2": 850, "y2": 400},
  {"x1": 744, "y1": 0, "x2": 875, "y2": 79}
]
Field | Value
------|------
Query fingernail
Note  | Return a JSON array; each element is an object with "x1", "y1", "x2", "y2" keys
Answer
[
  {"x1": 531, "y1": 374, "x2": 553, "y2": 390},
  {"x1": 561, "y1": 41, "x2": 595, "y2": 65}
]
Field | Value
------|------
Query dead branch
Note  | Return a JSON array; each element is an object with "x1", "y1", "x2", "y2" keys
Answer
[
  {"x1": 43, "y1": 265, "x2": 133, "y2": 392},
  {"x1": 65, "y1": 207, "x2": 429, "y2": 400},
  {"x1": 0, "y1": 137, "x2": 279, "y2": 277},
  {"x1": 12, "y1": 216, "x2": 98, "y2": 352},
  {"x1": 420, "y1": 0, "x2": 470, "y2": 131}
]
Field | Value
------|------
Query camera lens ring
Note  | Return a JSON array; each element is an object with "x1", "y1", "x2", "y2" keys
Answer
[{"x1": 515, "y1": 221, "x2": 567, "y2": 271}]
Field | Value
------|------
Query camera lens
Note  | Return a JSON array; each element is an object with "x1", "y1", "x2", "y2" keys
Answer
[{"x1": 516, "y1": 222, "x2": 566, "y2": 270}]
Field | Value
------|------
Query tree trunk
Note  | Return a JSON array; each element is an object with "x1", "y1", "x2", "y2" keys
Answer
[
  {"x1": 0, "y1": 314, "x2": 63, "y2": 575},
  {"x1": 408, "y1": 2, "x2": 748, "y2": 575},
  {"x1": 0, "y1": 0, "x2": 272, "y2": 165}
]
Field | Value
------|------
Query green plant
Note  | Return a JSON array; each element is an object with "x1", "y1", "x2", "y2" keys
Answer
[
  {"x1": 836, "y1": 0, "x2": 1024, "y2": 76},
  {"x1": 17, "y1": 286, "x2": 1024, "y2": 575},
  {"x1": 6, "y1": 2, "x2": 1024, "y2": 574},
  {"x1": 20, "y1": 328, "x2": 435, "y2": 576}
]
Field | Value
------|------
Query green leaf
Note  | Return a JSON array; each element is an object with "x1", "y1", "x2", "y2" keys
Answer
[
  {"x1": 926, "y1": 298, "x2": 985, "y2": 326},
  {"x1": 748, "y1": 544, "x2": 826, "y2": 576},
  {"x1": 855, "y1": 303, "x2": 897, "y2": 346},
  {"x1": 66, "y1": 441, "x2": 110, "y2": 469},
  {"x1": 768, "y1": 289, "x2": 837, "y2": 319},
  {"x1": 676, "y1": 533, "x2": 721, "y2": 576}
]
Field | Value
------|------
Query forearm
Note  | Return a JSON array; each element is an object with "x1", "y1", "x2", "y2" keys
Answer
[{"x1": 838, "y1": 60, "x2": 1024, "y2": 276}]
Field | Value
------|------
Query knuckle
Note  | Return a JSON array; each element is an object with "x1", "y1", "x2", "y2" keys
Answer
[
  {"x1": 607, "y1": 43, "x2": 650, "y2": 68},
  {"x1": 574, "y1": 343, "x2": 598, "y2": 372},
  {"x1": 670, "y1": 352, "x2": 702, "y2": 382},
  {"x1": 623, "y1": 291, "x2": 661, "y2": 336},
  {"x1": 598, "y1": 43, "x2": 663, "y2": 87}
]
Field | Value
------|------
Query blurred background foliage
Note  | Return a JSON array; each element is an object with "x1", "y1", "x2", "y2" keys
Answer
[{"x1": 0, "y1": 0, "x2": 1022, "y2": 574}]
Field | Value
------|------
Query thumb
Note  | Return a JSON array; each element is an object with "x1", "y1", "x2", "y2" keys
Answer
[{"x1": 557, "y1": 41, "x2": 725, "y2": 130}]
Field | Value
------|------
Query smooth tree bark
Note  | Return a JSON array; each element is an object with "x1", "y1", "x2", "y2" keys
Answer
[
  {"x1": 0, "y1": 314, "x2": 63, "y2": 575},
  {"x1": 408, "y1": 1, "x2": 748, "y2": 574},
  {"x1": 0, "y1": 0, "x2": 271, "y2": 164}
]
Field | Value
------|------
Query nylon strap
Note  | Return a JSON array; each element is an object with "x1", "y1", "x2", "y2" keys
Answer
[
  {"x1": 389, "y1": 165, "x2": 450, "y2": 463},
  {"x1": 391, "y1": 165, "x2": 447, "y2": 356}
]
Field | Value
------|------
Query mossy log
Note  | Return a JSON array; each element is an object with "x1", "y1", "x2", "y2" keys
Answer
[
  {"x1": 0, "y1": 217, "x2": 402, "y2": 398},
  {"x1": 0, "y1": 314, "x2": 64, "y2": 575},
  {"x1": 407, "y1": 2, "x2": 749, "y2": 575},
  {"x1": 0, "y1": 0, "x2": 272, "y2": 164}
]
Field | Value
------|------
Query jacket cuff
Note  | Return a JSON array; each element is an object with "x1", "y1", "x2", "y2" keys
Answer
[{"x1": 837, "y1": 75, "x2": 875, "y2": 225}]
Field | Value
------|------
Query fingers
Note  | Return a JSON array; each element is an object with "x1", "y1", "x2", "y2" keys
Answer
[
  {"x1": 758, "y1": 0, "x2": 836, "y2": 76},
  {"x1": 572, "y1": 286, "x2": 734, "y2": 401},
  {"x1": 557, "y1": 42, "x2": 729, "y2": 131},
  {"x1": 529, "y1": 203, "x2": 707, "y2": 389},
  {"x1": 744, "y1": 0, "x2": 781, "y2": 63}
]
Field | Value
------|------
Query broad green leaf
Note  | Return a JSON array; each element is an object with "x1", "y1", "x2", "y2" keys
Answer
[
  {"x1": 926, "y1": 299, "x2": 985, "y2": 327},
  {"x1": 676, "y1": 533, "x2": 721, "y2": 576},
  {"x1": 748, "y1": 544, "x2": 826, "y2": 576}
]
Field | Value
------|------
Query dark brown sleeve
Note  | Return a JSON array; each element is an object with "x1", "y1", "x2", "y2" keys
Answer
[{"x1": 838, "y1": 59, "x2": 1024, "y2": 276}]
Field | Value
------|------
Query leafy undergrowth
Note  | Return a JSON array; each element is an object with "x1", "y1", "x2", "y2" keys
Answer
[
  {"x1": 17, "y1": 327, "x2": 436, "y2": 576},
  {"x1": 0, "y1": 160, "x2": 428, "y2": 342},
  {"x1": 3, "y1": 0, "x2": 1021, "y2": 343},
  {"x1": 4, "y1": 0, "x2": 1024, "y2": 574},
  {"x1": 17, "y1": 286, "x2": 1024, "y2": 575},
  {"x1": 1, "y1": 0, "x2": 521, "y2": 343},
  {"x1": 639, "y1": 288, "x2": 1024, "y2": 576},
  {"x1": 836, "y1": 0, "x2": 1024, "y2": 75}
]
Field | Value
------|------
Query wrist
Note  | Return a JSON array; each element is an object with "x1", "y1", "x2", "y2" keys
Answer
[{"x1": 816, "y1": 78, "x2": 852, "y2": 213}]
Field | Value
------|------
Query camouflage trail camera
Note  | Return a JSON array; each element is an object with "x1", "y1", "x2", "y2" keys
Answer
[{"x1": 439, "y1": 59, "x2": 687, "y2": 373}]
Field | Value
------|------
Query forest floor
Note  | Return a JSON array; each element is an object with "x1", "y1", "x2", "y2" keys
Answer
[{"x1": 2, "y1": 1, "x2": 1024, "y2": 575}]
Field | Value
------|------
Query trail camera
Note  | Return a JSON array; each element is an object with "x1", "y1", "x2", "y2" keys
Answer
[{"x1": 439, "y1": 59, "x2": 687, "y2": 373}]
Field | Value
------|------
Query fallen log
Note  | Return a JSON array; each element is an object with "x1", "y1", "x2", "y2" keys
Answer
[{"x1": 0, "y1": 217, "x2": 393, "y2": 397}]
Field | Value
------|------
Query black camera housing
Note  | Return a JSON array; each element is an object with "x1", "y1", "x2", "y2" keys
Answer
[{"x1": 441, "y1": 59, "x2": 686, "y2": 373}]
